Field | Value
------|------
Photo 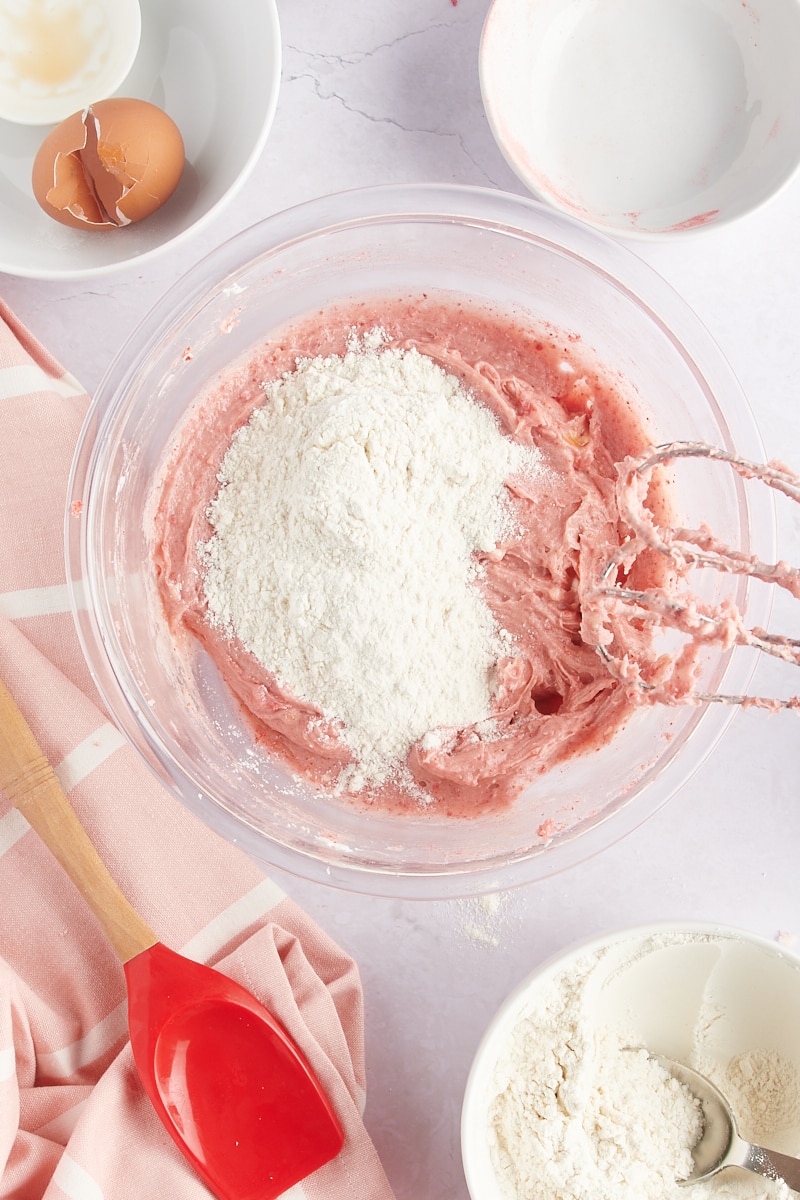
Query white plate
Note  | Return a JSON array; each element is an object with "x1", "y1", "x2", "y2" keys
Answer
[
  {"x1": 0, "y1": 0, "x2": 281, "y2": 279},
  {"x1": 480, "y1": 0, "x2": 800, "y2": 239}
]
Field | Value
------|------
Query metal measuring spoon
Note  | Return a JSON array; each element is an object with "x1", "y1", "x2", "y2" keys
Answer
[{"x1": 655, "y1": 1056, "x2": 800, "y2": 1191}]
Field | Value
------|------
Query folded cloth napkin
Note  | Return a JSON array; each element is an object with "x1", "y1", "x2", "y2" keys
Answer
[{"x1": 0, "y1": 299, "x2": 395, "y2": 1200}]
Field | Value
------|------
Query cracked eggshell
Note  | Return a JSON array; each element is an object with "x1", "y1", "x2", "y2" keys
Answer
[{"x1": 31, "y1": 98, "x2": 185, "y2": 230}]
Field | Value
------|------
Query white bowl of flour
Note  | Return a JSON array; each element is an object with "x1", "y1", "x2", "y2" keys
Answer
[{"x1": 462, "y1": 923, "x2": 800, "y2": 1200}]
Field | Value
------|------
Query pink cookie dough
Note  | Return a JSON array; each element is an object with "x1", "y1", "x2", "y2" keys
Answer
[{"x1": 152, "y1": 294, "x2": 671, "y2": 816}]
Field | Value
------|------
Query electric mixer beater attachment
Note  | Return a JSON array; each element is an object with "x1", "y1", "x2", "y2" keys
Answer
[{"x1": 586, "y1": 441, "x2": 800, "y2": 710}]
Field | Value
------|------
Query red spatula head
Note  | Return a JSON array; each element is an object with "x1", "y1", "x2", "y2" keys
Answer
[
  {"x1": 0, "y1": 676, "x2": 344, "y2": 1200},
  {"x1": 125, "y1": 943, "x2": 344, "y2": 1200}
]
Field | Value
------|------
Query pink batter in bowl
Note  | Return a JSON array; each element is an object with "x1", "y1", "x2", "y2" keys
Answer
[{"x1": 65, "y1": 184, "x2": 773, "y2": 897}]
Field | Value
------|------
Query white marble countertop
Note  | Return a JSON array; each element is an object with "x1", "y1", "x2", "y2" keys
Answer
[{"x1": 3, "y1": 3, "x2": 800, "y2": 1197}]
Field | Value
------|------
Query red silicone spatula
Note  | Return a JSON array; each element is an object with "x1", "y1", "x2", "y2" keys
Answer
[{"x1": 0, "y1": 676, "x2": 344, "y2": 1200}]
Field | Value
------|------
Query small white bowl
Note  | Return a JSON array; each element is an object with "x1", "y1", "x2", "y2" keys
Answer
[
  {"x1": 479, "y1": 0, "x2": 800, "y2": 239},
  {"x1": 462, "y1": 922, "x2": 800, "y2": 1198},
  {"x1": 0, "y1": 0, "x2": 281, "y2": 279},
  {"x1": 0, "y1": 0, "x2": 142, "y2": 126}
]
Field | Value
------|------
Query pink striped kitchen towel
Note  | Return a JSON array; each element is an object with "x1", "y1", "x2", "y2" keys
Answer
[{"x1": 0, "y1": 299, "x2": 395, "y2": 1200}]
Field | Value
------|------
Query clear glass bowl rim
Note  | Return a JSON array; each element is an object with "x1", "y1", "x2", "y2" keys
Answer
[{"x1": 65, "y1": 182, "x2": 775, "y2": 898}]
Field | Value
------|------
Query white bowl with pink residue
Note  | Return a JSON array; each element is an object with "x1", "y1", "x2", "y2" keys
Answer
[
  {"x1": 66, "y1": 184, "x2": 774, "y2": 897},
  {"x1": 480, "y1": 0, "x2": 800, "y2": 239}
]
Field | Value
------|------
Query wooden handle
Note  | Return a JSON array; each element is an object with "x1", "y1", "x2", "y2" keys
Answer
[{"x1": 0, "y1": 676, "x2": 158, "y2": 964}]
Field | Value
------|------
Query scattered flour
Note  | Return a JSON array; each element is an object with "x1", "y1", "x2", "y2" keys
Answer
[
  {"x1": 489, "y1": 951, "x2": 794, "y2": 1200},
  {"x1": 200, "y1": 334, "x2": 543, "y2": 789},
  {"x1": 456, "y1": 892, "x2": 511, "y2": 949}
]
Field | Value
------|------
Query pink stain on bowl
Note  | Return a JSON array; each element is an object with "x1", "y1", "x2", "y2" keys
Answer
[{"x1": 665, "y1": 209, "x2": 721, "y2": 232}]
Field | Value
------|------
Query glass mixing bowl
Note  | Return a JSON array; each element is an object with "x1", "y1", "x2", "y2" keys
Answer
[{"x1": 66, "y1": 184, "x2": 773, "y2": 897}]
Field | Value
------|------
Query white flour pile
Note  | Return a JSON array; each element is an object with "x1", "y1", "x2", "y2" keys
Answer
[
  {"x1": 200, "y1": 333, "x2": 543, "y2": 790},
  {"x1": 488, "y1": 951, "x2": 794, "y2": 1200},
  {"x1": 718, "y1": 1049, "x2": 800, "y2": 1138}
]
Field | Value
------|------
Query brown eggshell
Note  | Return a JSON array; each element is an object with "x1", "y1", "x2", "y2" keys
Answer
[{"x1": 32, "y1": 98, "x2": 185, "y2": 230}]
